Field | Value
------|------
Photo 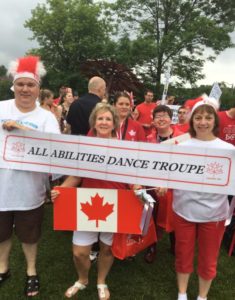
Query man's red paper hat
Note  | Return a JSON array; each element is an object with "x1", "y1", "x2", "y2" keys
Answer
[{"x1": 8, "y1": 56, "x2": 46, "y2": 84}]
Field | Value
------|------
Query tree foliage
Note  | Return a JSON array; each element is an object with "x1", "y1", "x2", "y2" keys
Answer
[
  {"x1": 166, "y1": 82, "x2": 235, "y2": 109},
  {"x1": 0, "y1": 78, "x2": 13, "y2": 101},
  {"x1": 0, "y1": 65, "x2": 7, "y2": 77},
  {"x1": 24, "y1": 0, "x2": 235, "y2": 97},
  {"x1": 106, "y1": 0, "x2": 235, "y2": 88},
  {"x1": 80, "y1": 59, "x2": 143, "y2": 95},
  {"x1": 25, "y1": 0, "x2": 116, "y2": 91},
  {"x1": 0, "y1": 66, "x2": 12, "y2": 101}
]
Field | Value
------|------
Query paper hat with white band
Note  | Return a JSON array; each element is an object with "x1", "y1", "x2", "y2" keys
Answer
[
  {"x1": 191, "y1": 96, "x2": 220, "y2": 113},
  {"x1": 8, "y1": 56, "x2": 46, "y2": 84}
]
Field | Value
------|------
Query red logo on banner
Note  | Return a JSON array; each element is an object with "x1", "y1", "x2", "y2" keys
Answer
[
  {"x1": 11, "y1": 141, "x2": 25, "y2": 155},
  {"x1": 80, "y1": 193, "x2": 114, "y2": 227},
  {"x1": 206, "y1": 162, "x2": 223, "y2": 177}
]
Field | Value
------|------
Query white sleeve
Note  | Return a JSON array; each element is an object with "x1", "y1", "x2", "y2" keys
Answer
[{"x1": 43, "y1": 112, "x2": 61, "y2": 134}]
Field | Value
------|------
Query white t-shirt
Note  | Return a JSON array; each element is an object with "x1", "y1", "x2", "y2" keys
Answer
[
  {"x1": 173, "y1": 137, "x2": 234, "y2": 222},
  {"x1": 0, "y1": 99, "x2": 60, "y2": 211}
]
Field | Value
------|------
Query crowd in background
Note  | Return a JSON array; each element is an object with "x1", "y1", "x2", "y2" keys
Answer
[
  {"x1": 32, "y1": 79, "x2": 235, "y2": 300},
  {"x1": 0, "y1": 55, "x2": 235, "y2": 300}
]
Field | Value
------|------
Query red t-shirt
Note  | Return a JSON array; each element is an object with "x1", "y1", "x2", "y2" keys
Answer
[
  {"x1": 87, "y1": 118, "x2": 146, "y2": 142},
  {"x1": 172, "y1": 123, "x2": 189, "y2": 134},
  {"x1": 53, "y1": 97, "x2": 60, "y2": 105},
  {"x1": 117, "y1": 118, "x2": 146, "y2": 142},
  {"x1": 81, "y1": 178, "x2": 129, "y2": 190},
  {"x1": 136, "y1": 102, "x2": 156, "y2": 136},
  {"x1": 218, "y1": 111, "x2": 235, "y2": 146}
]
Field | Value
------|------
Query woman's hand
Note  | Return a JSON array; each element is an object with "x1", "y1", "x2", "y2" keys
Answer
[
  {"x1": 155, "y1": 187, "x2": 168, "y2": 197},
  {"x1": 132, "y1": 185, "x2": 145, "y2": 204},
  {"x1": 51, "y1": 188, "x2": 60, "y2": 202}
]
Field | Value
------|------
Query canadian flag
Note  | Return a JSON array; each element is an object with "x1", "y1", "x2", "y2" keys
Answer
[{"x1": 54, "y1": 187, "x2": 144, "y2": 234}]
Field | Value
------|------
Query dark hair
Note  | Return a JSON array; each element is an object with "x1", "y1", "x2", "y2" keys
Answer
[
  {"x1": 189, "y1": 104, "x2": 219, "y2": 137},
  {"x1": 144, "y1": 89, "x2": 153, "y2": 96},
  {"x1": 58, "y1": 92, "x2": 67, "y2": 105},
  {"x1": 39, "y1": 89, "x2": 54, "y2": 105},
  {"x1": 113, "y1": 91, "x2": 131, "y2": 105},
  {"x1": 178, "y1": 106, "x2": 187, "y2": 112},
  {"x1": 59, "y1": 86, "x2": 67, "y2": 95},
  {"x1": 167, "y1": 95, "x2": 175, "y2": 102},
  {"x1": 58, "y1": 90, "x2": 73, "y2": 105},
  {"x1": 152, "y1": 105, "x2": 173, "y2": 119}
]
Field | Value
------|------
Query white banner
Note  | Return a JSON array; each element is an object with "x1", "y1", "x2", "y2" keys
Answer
[
  {"x1": 161, "y1": 66, "x2": 171, "y2": 104},
  {"x1": 209, "y1": 82, "x2": 222, "y2": 100},
  {"x1": 0, "y1": 130, "x2": 235, "y2": 195},
  {"x1": 167, "y1": 105, "x2": 180, "y2": 124}
]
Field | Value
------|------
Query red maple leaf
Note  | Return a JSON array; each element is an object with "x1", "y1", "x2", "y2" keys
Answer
[{"x1": 80, "y1": 193, "x2": 114, "y2": 227}]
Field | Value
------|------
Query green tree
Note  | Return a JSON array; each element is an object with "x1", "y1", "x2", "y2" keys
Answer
[
  {"x1": 107, "y1": 0, "x2": 235, "y2": 90},
  {"x1": 0, "y1": 65, "x2": 7, "y2": 77},
  {"x1": 0, "y1": 66, "x2": 12, "y2": 100},
  {"x1": 25, "y1": 0, "x2": 116, "y2": 91},
  {"x1": 0, "y1": 79, "x2": 13, "y2": 101}
]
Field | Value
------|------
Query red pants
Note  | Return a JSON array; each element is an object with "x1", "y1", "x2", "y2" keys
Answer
[
  {"x1": 174, "y1": 212, "x2": 225, "y2": 280},
  {"x1": 156, "y1": 190, "x2": 174, "y2": 232}
]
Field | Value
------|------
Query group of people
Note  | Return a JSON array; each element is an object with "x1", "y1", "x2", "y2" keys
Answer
[
  {"x1": 38, "y1": 86, "x2": 75, "y2": 133},
  {"x1": 0, "y1": 55, "x2": 234, "y2": 300}
]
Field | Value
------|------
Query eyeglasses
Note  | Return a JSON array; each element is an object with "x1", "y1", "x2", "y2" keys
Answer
[{"x1": 154, "y1": 114, "x2": 170, "y2": 120}]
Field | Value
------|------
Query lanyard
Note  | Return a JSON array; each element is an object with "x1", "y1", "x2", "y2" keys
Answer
[
  {"x1": 156, "y1": 132, "x2": 173, "y2": 143},
  {"x1": 119, "y1": 118, "x2": 129, "y2": 140}
]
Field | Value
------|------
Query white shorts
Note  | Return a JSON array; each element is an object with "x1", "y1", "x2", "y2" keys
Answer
[{"x1": 72, "y1": 231, "x2": 113, "y2": 246}]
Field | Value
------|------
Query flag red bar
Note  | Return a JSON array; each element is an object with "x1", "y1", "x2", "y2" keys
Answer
[
  {"x1": 53, "y1": 187, "x2": 143, "y2": 234},
  {"x1": 53, "y1": 187, "x2": 77, "y2": 230}
]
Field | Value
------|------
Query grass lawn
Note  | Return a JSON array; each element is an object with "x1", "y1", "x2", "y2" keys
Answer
[{"x1": 1, "y1": 205, "x2": 235, "y2": 300}]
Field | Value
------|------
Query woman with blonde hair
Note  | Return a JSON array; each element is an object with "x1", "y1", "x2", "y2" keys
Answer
[{"x1": 52, "y1": 103, "x2": 140, "y2": 300}]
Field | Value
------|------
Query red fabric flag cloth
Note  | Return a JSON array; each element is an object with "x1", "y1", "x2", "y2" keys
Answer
[{"x1": 54, "y1": 187, "x2": 144, "y2": 234}]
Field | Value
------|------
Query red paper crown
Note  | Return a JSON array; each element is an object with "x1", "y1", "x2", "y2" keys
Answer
[
  {"x1": 191, "y1": 97, "x2": 219, "y2": 112},
  {"x1": 185, "y1": 94, "x2": 219, "y2": 112},
  {"x1": 184, "y1": 95, "x2": 205, "y2": 111},
  {"x1": 8, "y1": 56, "x2": 46, "y2": 83}
]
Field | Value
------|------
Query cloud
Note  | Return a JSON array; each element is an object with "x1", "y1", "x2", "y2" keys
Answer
[
  {"x1": 0, "y1": 1, "x2": 234, "y2": 86},
  {"x1": 0, "y1": 0, "x2": 46, "y2": 67},
  {"x1": 195, "y1": 32, "x2": 235, "y2": 86}
]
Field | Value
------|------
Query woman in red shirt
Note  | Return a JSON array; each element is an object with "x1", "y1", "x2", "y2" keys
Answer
[
  {"x1": 52, "y1": 103, "x2": 140, "y2": 300},
  {"x1": 113, "y1": 91, "x2": 146, "y2": 142}
]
